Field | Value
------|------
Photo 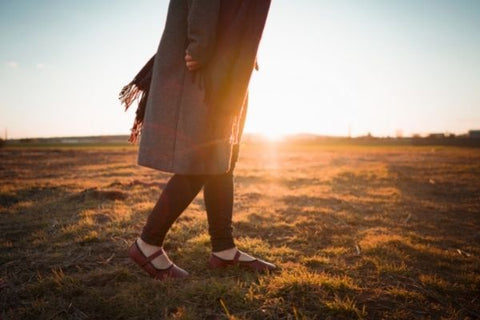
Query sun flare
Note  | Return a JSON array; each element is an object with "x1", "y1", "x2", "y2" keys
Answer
[{"x1": 260, "y1": 130, "x2": 285, "y2": 142}]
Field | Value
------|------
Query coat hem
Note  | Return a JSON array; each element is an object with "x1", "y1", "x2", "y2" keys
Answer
[{"x1": 137, "y1": 158, "x2": 233, "y2": 175}]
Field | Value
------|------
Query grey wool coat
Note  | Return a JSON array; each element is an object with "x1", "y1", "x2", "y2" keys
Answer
[{"x1": 137, "y1": 0, "x2": 248, "y2": 175}]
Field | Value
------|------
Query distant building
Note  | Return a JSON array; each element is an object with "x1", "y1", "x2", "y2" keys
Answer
[
  {"x1": 428, "y1": 133, "x2": 445, "y2": 139},
  {"x1": 468, "y1": 130, "x2": 480, "y2": 138}
]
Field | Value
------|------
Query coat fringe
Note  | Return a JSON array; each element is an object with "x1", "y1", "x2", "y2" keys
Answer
[{"x1": 119, "y1": 82, "x2": 148, "y2": 144}]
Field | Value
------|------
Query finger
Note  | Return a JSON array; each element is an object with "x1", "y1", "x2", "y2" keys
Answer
[
  {"x1": 186, "y1": 61, "x2": 200, "y2": 69},
  {"x1": 187, "y1": 66, "x2": 200, "y2": 71}
]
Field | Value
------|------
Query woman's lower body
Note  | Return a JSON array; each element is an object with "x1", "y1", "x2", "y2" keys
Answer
[
  {"x1": 140, "y1": 168, "x2": 236, "y2": 252},
  {"x1": 129, "y1": 147, "x2": 277, "y2": 278}
]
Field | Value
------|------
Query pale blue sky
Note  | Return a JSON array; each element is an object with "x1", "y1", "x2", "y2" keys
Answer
[{"x1": 1, "y1": 0, "x2": 479, "y2": 139}]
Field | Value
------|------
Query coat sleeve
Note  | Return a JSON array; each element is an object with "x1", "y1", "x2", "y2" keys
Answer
[{"x1": 186, "y1": 0, "x2": 220, "y2": 67}]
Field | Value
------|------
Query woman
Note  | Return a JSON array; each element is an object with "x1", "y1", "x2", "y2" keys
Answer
[{"x1": 123, "y1": 0, "x2": 275, "y2": 280}]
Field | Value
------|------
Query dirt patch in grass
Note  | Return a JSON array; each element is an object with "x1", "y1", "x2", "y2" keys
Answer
[{"x1": 1, "y1": 144, "x2": 479, "y2": 319}]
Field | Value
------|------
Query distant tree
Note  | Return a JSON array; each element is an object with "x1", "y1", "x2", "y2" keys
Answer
[{"x1": 0, "y1": 138, "x2": 4, "y2": 148}]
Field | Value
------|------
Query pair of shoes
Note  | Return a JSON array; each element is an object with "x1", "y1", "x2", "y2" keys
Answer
[
  {"x1": 208, "y1": 250, "x2": 277, "y2": 272},
  {"x1": 128, "y1": 241, "x2": 189, "y2": 280}
]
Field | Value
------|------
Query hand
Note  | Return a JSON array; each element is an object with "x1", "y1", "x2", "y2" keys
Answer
[{"x1": 185, "y1": 52, "x2": 200, "y2": 71}]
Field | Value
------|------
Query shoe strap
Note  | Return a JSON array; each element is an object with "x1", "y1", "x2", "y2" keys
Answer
[
  {"x1": 137, "y1": 242, "x2": 165, "y2": 266},
  {"x1": 233, "y1": 250, "x2": 241, "y2": 263},
  {"x1": 143, "y1": 249, "x2": 165, "y2": 266}
]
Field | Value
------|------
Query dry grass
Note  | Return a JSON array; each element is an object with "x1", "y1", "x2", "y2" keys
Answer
[{"x1": 1, "y1": 143, "x2": 479, "y2": 319}]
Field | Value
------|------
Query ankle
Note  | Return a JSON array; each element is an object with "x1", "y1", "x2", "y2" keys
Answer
[
  {"x1": 136, "y1": 237, "x2": 173, "y2": 269},
  {"x1": 213, "y1": 247, "x2": 257, "y2": 262},
  {"x1": 137, "y1": 237, "x2": 163, "y2": 255},
  {"x1": 212, "y1": 247, "x2": 237, "y2": 260}
]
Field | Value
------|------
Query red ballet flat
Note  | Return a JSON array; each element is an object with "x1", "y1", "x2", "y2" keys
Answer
[
  {"x1": 128, "y1": 241, "x2": 189, "y2": 280},
  {"x1": 208, "y1": 250, "x2": 277, "y2": 272}
]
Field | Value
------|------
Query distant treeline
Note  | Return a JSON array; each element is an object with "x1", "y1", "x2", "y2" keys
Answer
[
  {"x1": 278, "y1": 136, "x2": 480, "y2": 148},
  {"x1": 2, "y1": 133, "x2": 480, "y2": 148}
]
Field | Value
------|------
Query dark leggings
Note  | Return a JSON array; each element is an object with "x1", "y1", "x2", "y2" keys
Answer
[{"x1": 140, "y1": 169, "x2": 235, "y2": 252}]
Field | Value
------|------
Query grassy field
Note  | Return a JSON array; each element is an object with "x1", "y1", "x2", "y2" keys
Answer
[{"x1": 1, "y1": 143, "x2": 479, "y2": 319}]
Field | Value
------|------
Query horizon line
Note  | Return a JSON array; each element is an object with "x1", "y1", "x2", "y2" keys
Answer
[{"x1": 4, "y1": 130, "x2": 480, "y2": 141}]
